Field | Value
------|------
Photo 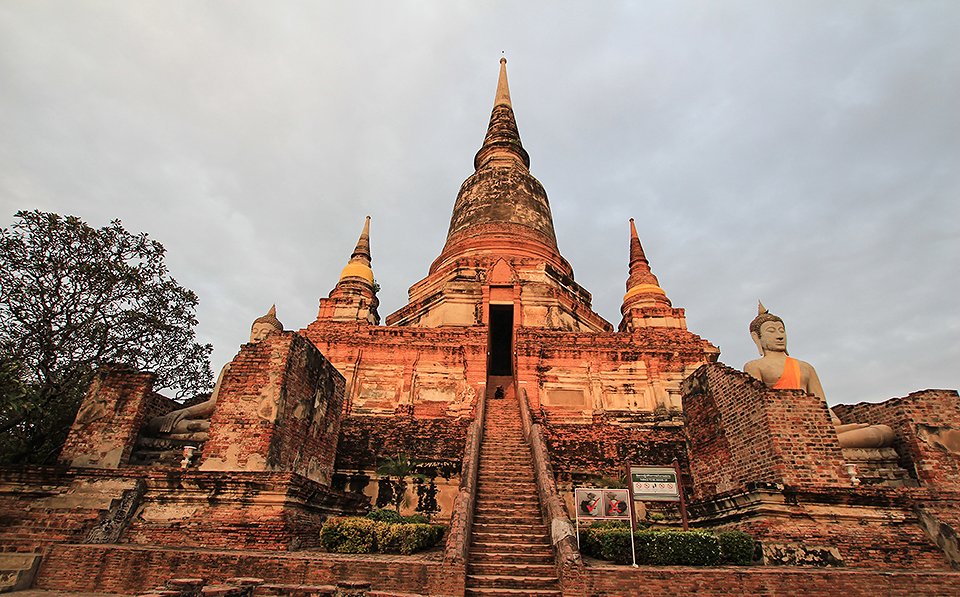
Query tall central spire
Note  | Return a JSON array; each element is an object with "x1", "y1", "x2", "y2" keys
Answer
[
  {"x1": 474, "y1": 57, "x2": 530, "y2": 170},
  {"x1": 432, "y1": 58, "x2": 565, "y2": 276}
]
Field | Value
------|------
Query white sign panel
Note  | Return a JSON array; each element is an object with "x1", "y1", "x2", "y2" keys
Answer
[
  {"x1": 630, "y1": 466, "x2": 680, "y2": 502},
  {"x1": 574, "y1": 488, "x2": 631, "y2": 520}
]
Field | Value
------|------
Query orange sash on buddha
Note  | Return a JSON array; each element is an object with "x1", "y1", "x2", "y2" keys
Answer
[{"x1": 772, "y1": 357, "x2": 802, "y2": 390}]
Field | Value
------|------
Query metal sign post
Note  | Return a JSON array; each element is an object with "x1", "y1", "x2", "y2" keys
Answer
[
  {"x1": 673, "y1": 457, "x2": 689, "y2": 531},
  {"x1": 629, "y1": 462, "x2": 688, "y2": 530}
]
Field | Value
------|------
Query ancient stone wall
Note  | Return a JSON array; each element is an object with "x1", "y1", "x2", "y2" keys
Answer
[
  {"x1": 60, "y1": 366, "x2": 158, "y2": 469},
  {"x1": 35, "y1": 543, "x2": 458, "y2": 596},
  {"x1": 683, "y1": 363, "x2": 850, "y2": 500},
  {"x1": 122, "y1": 470, "x2": 365, "y2": 550},
  {"x1": 200, "y1": 332, "x2": 344, "y2": 484},
  {"x1": 0, "y1": 466, "x2": 366, "y2": 554},
  {"x1": 300, "y1": 323, "x2": 487, "y2": 418},
  {"x1": 583, "y1": 566, "x2": 960, "y2": 596},
  {"x1": 834, "y1": 389, "x2": 960, "y2": 492},
  {"x1": 0, "y1": 467, "x2": 122, "y2": 553},
  {"x1": 336, "y1": 416, "x2": 469, "y2": 471},
  {"x1": 539, "y1": 419, "x2": 687, "y2": 482},
  {"x1": 517, "y1": 327, "x2": 715, "y2": 421},
  {"x1": 691, "y1": 487, "x2": 949, "y2": 569}
]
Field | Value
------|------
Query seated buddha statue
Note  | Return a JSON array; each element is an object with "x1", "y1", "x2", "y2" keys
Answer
[
  {"x1": 143, "y1": 305, "x2": 284, "y2": 442},
  {"x1": 744, "y1": 303, "x2": 894, "y2": 449}
]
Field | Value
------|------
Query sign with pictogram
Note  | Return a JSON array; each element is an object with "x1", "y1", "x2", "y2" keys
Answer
[
  {"x1": 630, "y1": 466, "x2": 680, "y2": 502},
  {"x1": 574, "y1": 488, "x2": 631, "y2": 520}
]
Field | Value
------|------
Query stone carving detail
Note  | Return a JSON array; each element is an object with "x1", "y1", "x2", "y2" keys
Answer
[
  {"x1": 83, "y1": 479, "x2": 146, "y2": 544},
  {"x1": 917, "y1": 424, "x2": 960, "y2": 455},
  {"x1": 760, "y1": 542, "x2": 844, "y2": 567}
]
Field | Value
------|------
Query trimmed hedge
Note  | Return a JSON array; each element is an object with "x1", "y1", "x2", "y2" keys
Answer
[
  {"x1": 320, "y1": 516, "x2": 445, "y2": 555},
  {"x1": 718, "y1": 530, "x2": 755, "y2": 565},
  {"x1": 579, "y1": 525, "x2": 755, "y2": 566},
  {"x1": 366, "y1": 508, "x2": 429, "y2": 524}
]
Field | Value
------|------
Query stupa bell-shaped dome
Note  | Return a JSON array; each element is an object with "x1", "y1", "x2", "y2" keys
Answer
[{"x1": 430, "y1": 58, "x2": 569, "y2": 277}]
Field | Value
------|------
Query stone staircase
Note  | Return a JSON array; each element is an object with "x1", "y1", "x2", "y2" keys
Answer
[{"x1": 466, "y1": 376, "x2": 560, "y2": 597}]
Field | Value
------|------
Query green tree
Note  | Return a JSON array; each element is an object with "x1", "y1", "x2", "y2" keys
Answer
[
  {"x1": 376, "y1": 454, "x2": 419, "y2": 512},
  {"x1": 0, "y1": 210, "x2": 213, "y2": 464}
]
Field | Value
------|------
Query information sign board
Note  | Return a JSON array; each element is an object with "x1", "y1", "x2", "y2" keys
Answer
[
  {"x1": 574, "y1": 488, "x2": 631, "y2": 520},
  {"x1": 630, "y1": 466, "x2": 680, "y2": 502}
]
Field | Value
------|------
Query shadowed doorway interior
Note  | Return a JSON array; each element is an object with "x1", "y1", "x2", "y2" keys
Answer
[{"x1": 488, "y1": 304, "x2": 513, "y2": 376}]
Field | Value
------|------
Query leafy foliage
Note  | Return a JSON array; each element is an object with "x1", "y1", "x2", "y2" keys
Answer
[
  {"x1": 717, "y1": 530, "x2": 756, "y2": 565},
  {"x1": 414, "y1": 477, "x2": 440, "y2": 521},
  {"x1": 320, "y1": 516, "x2": 445, "y2": 554},
  {"x1": 319, "y1": 517, "x2": 379, "y2": 553},
  {"x1": 365, "y1": 508, "x2": 428, "y2": 524},
  {"x1": 0, "y1": 210, "x2": 213, "y2": 464},
  {"x1": 579, "y1": 525, "x2": 754, "y2": 566},
  {"x1": 376, "y1": 453, "x2": 420, "y2": 512}
]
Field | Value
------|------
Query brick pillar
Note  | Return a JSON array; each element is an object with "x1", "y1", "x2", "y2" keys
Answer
[
  {"x1": 199, "y1": 331, "x2": 345, "y2": 485},
  {"x1": 682, "y1": 363, "x2": 850, "y2": 500},
  {"x1": 60, "y1": 366, "x2": 157, "y2": 468}
]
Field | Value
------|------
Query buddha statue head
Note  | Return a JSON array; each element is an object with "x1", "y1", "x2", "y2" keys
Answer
[
  {"x1": 749, "y1": 302, "x2": 787, "y2": 356},
  {"x1": 250, "y1": 305, "x2": 284, "y2": 343}
]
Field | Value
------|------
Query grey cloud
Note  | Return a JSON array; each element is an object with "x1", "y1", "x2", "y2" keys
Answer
[{"x1": 1, "y1": 1, "x2": 957, "y2": 404}]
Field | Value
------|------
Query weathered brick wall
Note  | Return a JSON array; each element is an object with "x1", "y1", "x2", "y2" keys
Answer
[
  {"x1": 683, "y1": 364, "x2": 849, "y2": 500},
  {"x1": 336, "y1": 416, "x2": 470, "y2": 471},
  {"x1": 200, "y1": 332, "x2": 345, "y2": 484},
  {"x1": 31, "y1": 539, "x2": 960, "y2": 596},
  {"x1": 300, "y1": 322, "x2": 487, "y2": 418},
  {"x1": 123, "y1": 470, "x2": 366, "y2": 550},
  {"x1": 60, "y1": 366, "x2": 157, "y2": 469},
  {"x1": 834, "y1": 389, "x2": 960, "y2": 491},
  {"x1": 584, "y1": 566, "x2": 960, "y2": 596},
  {"x1": 516, "y1": 326, "x2": 716, "y2": 418},
  {"x1": 0, "y1": 466, "x2": 367, "y2": 553},
  {"x1": 35, "y1": 544, "x2": 458, "y2": 596},
  {"x1": 0, "y1": 467, "x2": 115, "y2": 553},
  {"x1": 539, "y1": 418, "x2": 688, "y2": 482},
  {"x1": 272, "y1": 334, "x2": 345, "y2": 485}
]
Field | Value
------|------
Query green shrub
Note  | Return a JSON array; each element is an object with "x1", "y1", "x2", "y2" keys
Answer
[
  {"x1": 634, "y1": 529, "x2": 719, "y2": 565},
  {"x1": 579, "y1": 526, "x2": 751, "y2": 566},
  {"x1": 718, "y1": 530, "x2": 755, "y2": 565},
  {"x1": 319, "y1": 517, "x2": 379, "y2": 553},
  {"x1": 393, "y1": 523, "x2": 446, "y2": 555},
  {"x1": 597, "y1": 527, "x2": 635, "y2": 564},
  {"x1": 365, "y1": 508, "x2": 429, "y2": 524},
  {"x1": 366, "y1": 508, "x2": 403, "y2": 523},
  {"x1": 321, "y1": 516, "x2": 446, "y2": 554}
]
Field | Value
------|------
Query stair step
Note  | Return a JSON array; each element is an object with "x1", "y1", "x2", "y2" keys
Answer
[
  {"x1": 477, "y1": 471, "x2": 534, "y2": 478},
  {"x1": 473, "y1": 522, "x2": 546, "y2": 534},
  {"x1": 472, "y1": 531, "x2": 548, "y2": 543},
  {"x1": 476, "y1": 480, "x2": 535, "y2": 487},
  {"x1": 468, "y1": 563, "x2": 556, "y2": 577},
  {"x1": 473, "y1": 512, "x2": 542, "y2": 521},
  {"x1": 468, "y1": 551, "x2": 555, "y2": 565},
  {"x1": 470, "y1": 539, "x2": 553, "y2": 553},
  {"x1": 465, "y1": 588, "x2": 561, "y2": 597},
  {"x1": 466, "y1": 574, "x2": 559, "y2": 590}
]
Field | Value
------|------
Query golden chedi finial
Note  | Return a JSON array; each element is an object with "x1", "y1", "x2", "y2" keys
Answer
[
  {"x1": 339, "y1": 216, "x2": 375, "y2": 285},
  {"x1": 621, "y1": 218, "x2": 671, "y2": 313}
]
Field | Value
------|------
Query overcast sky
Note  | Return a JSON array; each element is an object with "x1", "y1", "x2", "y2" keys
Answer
[{"x1": 1, "y1": 1, "x2": 957, "y2": 406}]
